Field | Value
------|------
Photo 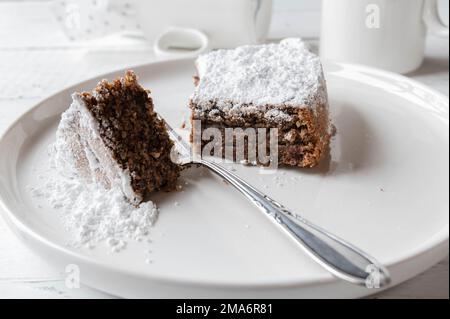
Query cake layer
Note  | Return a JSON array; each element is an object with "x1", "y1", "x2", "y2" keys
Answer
[
  {"x1": 193, "y1": 104, "x2": 329, "y2": 143},
  {"x1": 192, "y1": 103, "x2": 330, "y2": 168}
]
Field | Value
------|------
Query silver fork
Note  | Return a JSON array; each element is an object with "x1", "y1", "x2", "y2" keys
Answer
[{"x1": 165, "y1": 119, "x2": 391, "y2": 288}]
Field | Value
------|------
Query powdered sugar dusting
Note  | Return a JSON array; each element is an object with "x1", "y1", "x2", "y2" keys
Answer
[
  {"x1": 51, "y1": 176, "x2": 157, "y2": 251},
  {"x1": 192, "y1": 38, "x2": 327, "y2": 112},
  {"x1": 264, "y1": 109, "x2": 293, "y2": 122}
]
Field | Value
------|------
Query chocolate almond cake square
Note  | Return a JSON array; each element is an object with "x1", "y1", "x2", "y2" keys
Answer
[{"x1": 189, "y1": 39, "x2": 331, "y2": 167}]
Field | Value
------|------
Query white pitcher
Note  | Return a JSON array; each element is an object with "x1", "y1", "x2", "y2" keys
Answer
[{"x1": 320, "y1": 0, "x2": 449, "y2": 74}]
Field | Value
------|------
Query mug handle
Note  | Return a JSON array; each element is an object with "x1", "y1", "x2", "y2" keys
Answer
[
  {"x1": 423, "y1": 0, "x2": 449, "y2": 38},
  {"x1": 154, "y1": 27, "x2": 210, "y2": 59}
]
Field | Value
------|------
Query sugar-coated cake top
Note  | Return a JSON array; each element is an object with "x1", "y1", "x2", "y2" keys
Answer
[{"x1": 191, "y1": 38, "x2": 327, "y2": 111}]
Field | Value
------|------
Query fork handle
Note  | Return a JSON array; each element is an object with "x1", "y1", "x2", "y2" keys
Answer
[{"x1": 200, "y1": 159, "x2": 391, "y2": 288}]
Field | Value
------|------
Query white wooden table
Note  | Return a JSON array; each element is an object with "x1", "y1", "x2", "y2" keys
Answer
[{"x1": 0, "y1": 1, "x2": 448, "y2": 299}]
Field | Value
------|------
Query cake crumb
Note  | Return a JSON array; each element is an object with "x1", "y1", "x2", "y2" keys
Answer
[{"x1": 240, "y1": 159, "x2": 250, "y2": 166}]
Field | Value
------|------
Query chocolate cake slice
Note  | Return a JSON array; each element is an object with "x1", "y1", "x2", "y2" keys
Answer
[
  {"x1": 189, "y1": 38, "x2": 331, "y2": 167},
  {"x1": 55, "y1": 71, "x2": 180, "y2": 204}
]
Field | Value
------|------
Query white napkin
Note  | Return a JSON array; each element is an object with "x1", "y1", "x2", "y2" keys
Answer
[{"x1": 50, "y1": 0, "x2": 139, "y2": 41}]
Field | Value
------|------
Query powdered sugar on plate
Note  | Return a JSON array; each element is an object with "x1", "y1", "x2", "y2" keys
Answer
[{"x1": 29, "y1": 144, "x2": 159, "y2": 253}]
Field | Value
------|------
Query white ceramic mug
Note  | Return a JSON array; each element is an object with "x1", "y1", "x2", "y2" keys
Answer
[
  {"x1": 51, "y1": 0, "x2": 272, "y2": 59},
  {"x1": 320, "y1": 0, "x2": 449, "y2": 74},
  {"x1": 135, "y1": 0, "x2": 273, "y2": 58}
]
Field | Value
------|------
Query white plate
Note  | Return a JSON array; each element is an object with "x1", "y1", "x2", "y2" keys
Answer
[{"x1": 0, "y1": 59, "x2": 448, "y2": 298}]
